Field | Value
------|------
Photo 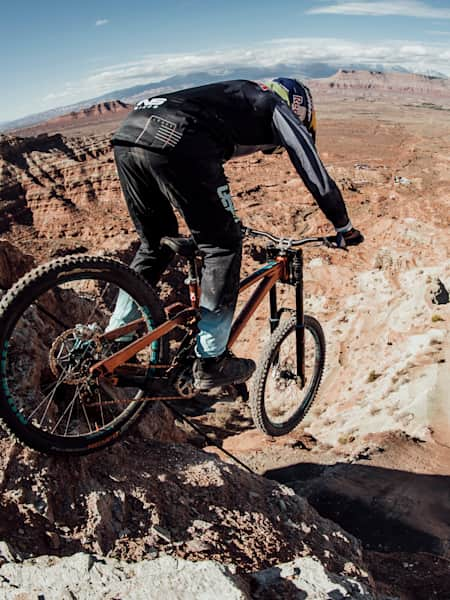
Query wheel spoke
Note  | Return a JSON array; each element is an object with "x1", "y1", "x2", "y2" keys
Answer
[
  {"x1": 35, "y1": 299, "x2": 71, "y2": 330},
  {"x1": 97, "y1": 388, "x2": 106, "y2": 428},
  {"x1": 38, "y1": 371, "x2": 68, "y2": 426},
  {"x1": 85, "y1": 282, "x2": 110, "y2": 324},
  {"x1": 81, "y1": 401, "x2": 94, "y2": 433},
  {"x1": 63, "y1": 392, "x2": 77, "y2": 436},
  {"x1": 51, "y1": 386, "x2": 82, "y2": 434},
  {"x1": 27, "y1": 367, "x2": 69, "y2": 423},
  {"x1": 27, "y1": 394, "x2": 53, "y2": 422}
]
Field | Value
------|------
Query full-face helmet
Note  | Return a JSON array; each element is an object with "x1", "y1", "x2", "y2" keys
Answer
[{"x1": 267, "y1": 77, "x2": 317, "y2": 141}]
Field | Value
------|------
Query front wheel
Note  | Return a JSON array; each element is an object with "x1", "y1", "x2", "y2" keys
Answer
[{"x1": 250, "y1": 315, "x2": 325, "y2": 436}]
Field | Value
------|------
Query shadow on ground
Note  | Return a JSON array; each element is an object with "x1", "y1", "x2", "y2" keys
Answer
[{"x1": 265, "y1": 460, "x2": 450, "y2": 599}]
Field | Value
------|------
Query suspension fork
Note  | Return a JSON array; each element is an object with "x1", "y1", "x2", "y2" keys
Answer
[
  {"x1": 268, "y1": 284, "x2": 282, "y2": 366},
  {"x1": 269, "y1": 285, "x2": 279, "y2": 333},
  {"x1": 293, "y1": 250, "x2": 305, "y2": 387}
]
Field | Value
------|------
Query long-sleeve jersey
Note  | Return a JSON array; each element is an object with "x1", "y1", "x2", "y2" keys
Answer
[{"x1": 112, "y1": 80, "x2": 350, "y2": 229}]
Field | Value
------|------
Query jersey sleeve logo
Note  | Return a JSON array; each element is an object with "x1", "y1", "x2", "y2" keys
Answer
[{"x1": 134, "y1": 98, "x2": 167, "y2": 110}]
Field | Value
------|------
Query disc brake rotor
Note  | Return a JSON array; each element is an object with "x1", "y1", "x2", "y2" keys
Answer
[{"x1": 49, "y1": 324, "x2": 103, "y2": 385}]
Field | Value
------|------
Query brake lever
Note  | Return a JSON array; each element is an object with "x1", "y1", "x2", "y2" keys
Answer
[{"x1": 240, "y1": 225, "x2": 252, "y2": 239}]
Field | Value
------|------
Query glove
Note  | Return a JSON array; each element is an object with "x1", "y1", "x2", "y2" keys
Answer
[
  {"x1": 341, "y1": 228, "x2": 364, "y2": 246},
  {"x1": 328, "y1": 228, "x2": 364, "y2": 249}
]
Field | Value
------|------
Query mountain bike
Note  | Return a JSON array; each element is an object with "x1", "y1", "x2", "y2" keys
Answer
[{"x1": 0, "y1": 227, "x2": 335, "y2": 455}]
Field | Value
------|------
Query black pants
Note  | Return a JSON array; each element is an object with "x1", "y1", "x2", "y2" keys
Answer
[{"x1": 113, "y1": 144, "x2": 242, "y2": 317}]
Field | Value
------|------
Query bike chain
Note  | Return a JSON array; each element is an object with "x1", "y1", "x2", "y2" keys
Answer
[{"x1": 89, "y1": 395, "x2": 186, "y2": 406}]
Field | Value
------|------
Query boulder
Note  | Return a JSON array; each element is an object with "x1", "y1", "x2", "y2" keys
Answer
[{"x1": 0, "y1": 553, "x2": 250, "y2": 600}]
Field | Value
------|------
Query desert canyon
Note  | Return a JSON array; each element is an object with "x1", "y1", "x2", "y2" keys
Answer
[{"x1": 0, "y1": 70, "x2": 449, "y2": 599}]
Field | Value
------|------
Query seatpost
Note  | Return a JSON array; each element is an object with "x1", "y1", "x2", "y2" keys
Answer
[
  {"x1": 293, "y1": 250, "x2": 305, "y2": 387},
  {"x1": 187, "y1": 258, "x2": 200, "y2": 308}
]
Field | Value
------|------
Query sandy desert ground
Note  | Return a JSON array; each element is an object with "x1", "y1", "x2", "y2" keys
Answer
[{"x1": 0, "y1": 72, "x2": 449, "y2": 598}]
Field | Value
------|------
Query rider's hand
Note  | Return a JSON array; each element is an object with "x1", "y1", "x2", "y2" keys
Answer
[
  {"x1": 328, "y1": 228, "x2": 364, "y2": 249},
  {"x1": 341, "y1": 228, "x2": 364, "y2": 246}
]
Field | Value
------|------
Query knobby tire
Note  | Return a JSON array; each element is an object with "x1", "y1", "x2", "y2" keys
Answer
[{"x1": 250, "y1": 314, "x2": 325, "y2": 436}]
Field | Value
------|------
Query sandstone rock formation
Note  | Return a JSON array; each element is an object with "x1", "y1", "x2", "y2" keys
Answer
[
  {"x1": 310, "y1": 69, "x2": 450, "y2": 103},
  {"x1": 0, "y1": 132, "x2": 128, "y2": 260},
  {"x1": 10, "y1": 100, "x2": 131, "y2": 138},
  {"x1": 0, "y1": 239, "x2": 35, "y2": 290},
  {"x1": 0, "y1": 553, "x2": 251, "y2": 600},
  {"x1": 0, "y1": 434, "x2": 370, "y2": 574},
  {"x1": 0, "y1": 551, "x2": 377, "y2": 599}
]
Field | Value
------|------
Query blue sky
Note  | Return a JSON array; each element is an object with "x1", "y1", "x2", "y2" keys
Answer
[{"x1": 1, "y1": 0, "x2": 450, "y2": 122}]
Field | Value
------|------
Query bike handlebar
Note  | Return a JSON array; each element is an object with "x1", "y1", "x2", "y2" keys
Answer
[{"x1": 241, "y1": 225, "x2": 337, "y2": 249}]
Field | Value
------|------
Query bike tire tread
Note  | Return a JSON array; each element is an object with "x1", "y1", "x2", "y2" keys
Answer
[{"x1": 250, "y1": 314, "x2": 325, "y2": 436}]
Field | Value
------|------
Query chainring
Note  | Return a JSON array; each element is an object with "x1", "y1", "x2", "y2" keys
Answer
[{"x1": 174, "y1": 365, "x2": 196, "y2": 398}]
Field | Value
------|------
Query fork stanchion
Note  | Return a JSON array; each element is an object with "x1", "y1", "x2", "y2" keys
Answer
[
  {"x1": 293, "y1": 250, "x2": 305, "y2": 387},
  {"x1": 269, "y1": 286, "x2": 279, "y2": 333}
]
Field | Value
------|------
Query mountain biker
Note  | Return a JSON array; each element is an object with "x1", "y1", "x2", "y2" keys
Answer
[{"x1": 110, "y1": 78, "x2": 363, "y2": 391}]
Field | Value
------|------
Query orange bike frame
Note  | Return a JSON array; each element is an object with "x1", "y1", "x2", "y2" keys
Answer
[
  {"x1": 91, "y1": 256, "x2": 288, "y2": 377},
  {"x1": 228, "y1": 258, "x2": 286, "y2": 347}
]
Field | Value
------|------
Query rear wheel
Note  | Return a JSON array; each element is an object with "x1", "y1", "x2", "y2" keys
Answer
[
  {"x1": 0, "y1": 255, "x2": 168, "y2": 455},
  {"x1": 250, "y1": 315, "x2": 325, "y2": 436}
]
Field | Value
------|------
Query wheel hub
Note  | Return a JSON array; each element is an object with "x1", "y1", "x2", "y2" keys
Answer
[{"x1": 49, "y1": 324, "x2": 103, "y2": 385}]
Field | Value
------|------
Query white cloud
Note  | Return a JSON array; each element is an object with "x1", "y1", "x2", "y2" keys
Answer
[
  {"x1": 87, "y1": 37, "x2": 450, "y2": 87},
  {"x1": 95, "y1": 19, "x2": 109, "y2": 26},
  {"x1": 426, "y1": 30, "x2": 450, "y2": 35},
  {"x1": 307, "y1": 1, "x2": 450, "y2": 19},
  {"x1": 40, "y1": 37, "x2": 450, "y2": 109}
]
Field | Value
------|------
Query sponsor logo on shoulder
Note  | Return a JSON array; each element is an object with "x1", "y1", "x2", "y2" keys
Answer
[
  {"x1": 253, "y1": 81, "x2": 270, "y2": 91},
  {"x1": 134, "y1": 98, "x2": 167, "y2": 110}
]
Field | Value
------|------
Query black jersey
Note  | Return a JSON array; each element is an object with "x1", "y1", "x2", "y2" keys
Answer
[
  {"x1": 113, "y1": 81, "x2": 279, "y2": 155},
  {"x1": 112, "y1": 80, "x2": 350, "y2": 229}
]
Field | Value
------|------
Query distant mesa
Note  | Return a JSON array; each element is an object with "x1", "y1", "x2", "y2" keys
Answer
[
  {"x1": 5, "y1": 68, "x2": 450, "y2": 137},
  {"x1": 309, "y1": 69, "x2": 450, "y2": 99},
  {"x1": 10, "y1": 100, "x2": 132, "y2": 137},
  {"x1": 73, "y1": 100, "x2": 131, "y2": 119}
]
